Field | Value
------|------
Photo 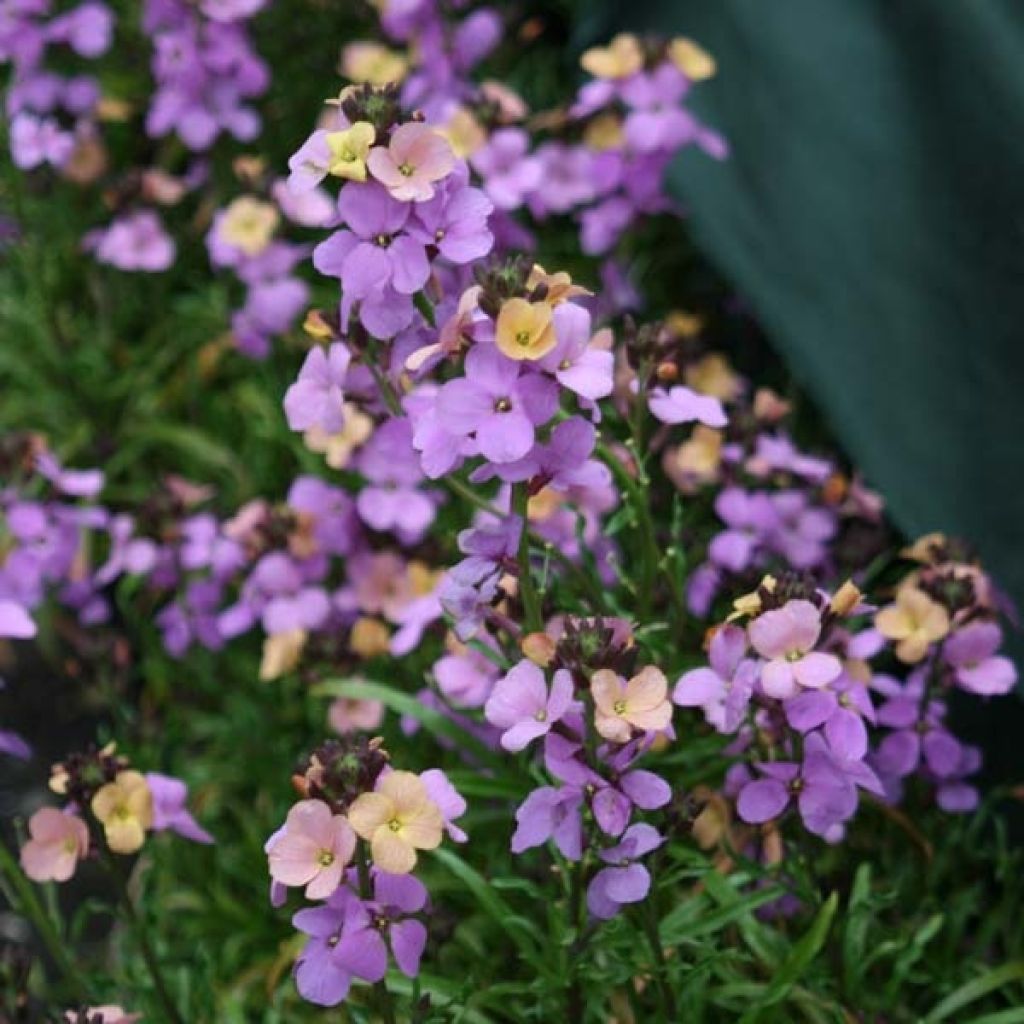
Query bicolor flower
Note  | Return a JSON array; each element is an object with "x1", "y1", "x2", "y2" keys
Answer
[{"x1": 366, "y1": 123, "x2": 455, "y2": 202}]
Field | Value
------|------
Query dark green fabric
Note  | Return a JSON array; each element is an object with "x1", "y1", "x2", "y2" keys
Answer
[{"x1": 589, "y1": 0, "x2": 1024, "y2": 624}]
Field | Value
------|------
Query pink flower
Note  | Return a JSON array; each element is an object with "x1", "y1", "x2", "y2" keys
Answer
[
  {"x1": 367, "y1": 123, "x2": 455, "y2": 202},
  {"x1": 267, "y1": 800, "x2": 356, "y2": 900},
  {"x1": 20, "y1": 808, "x2": 89, "y2": 883},
  {"x1": 328, "y1": 696, "x2": 385, "y2": 735},
  {"x1": 748, "y1": 599, "x2": 841, "y2": 699}
]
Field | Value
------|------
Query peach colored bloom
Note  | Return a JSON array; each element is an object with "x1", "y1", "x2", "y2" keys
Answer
[
  {"x1": 91, "y1": 771, "x2": 153, "y2": 855},
  {"x1": 875, "y1": 587, "x2": 950, "y2": 663},
  {"x1": 347, "y1": 771, "x2": 443, "y2": 874},
  {"x1": 581, "y1": 33, "x2": 643, "y2": 79},
  {"x1": 366, "y1": 123, "x2": 455, "y2": 202},
  {"x1": 259, "y1": 628, "x2": 307, "y2": 681},
  {"x1": 591, "y1": 666, "x2": 673, "y2": 743},
  {"x1": 20, "y1": 808, "x2": 89, "y2": 882},
  {"x1": 267, "y1": 799, "x2": 356, "y2": 900},
  {"x1": 341, "y1": 42, "x2": 408, "y2": 85},
  {"x1": 494, "y1": 298, "x2": 556, "y2": 361},
  {"x1": 328, "y1": 696, "x2": 385, "y2": 736}
]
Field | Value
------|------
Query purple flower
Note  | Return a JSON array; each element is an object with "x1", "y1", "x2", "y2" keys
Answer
[
  {"x1": 9, "y1": 112, "x2": 74, "y2": 169},
  {"x1": 470, "y1": 128, "x2": 542, "y2": 210},
  {"x1": 708, "y1": 488, "x2": 778, "y2": 572},
  {"x1": 314, "y1": 181, "x2": 428, "y2": 338},
  {"x1": 146, "y1": 772, "x2": 214, "y2": 843},
  {"x1": 292, "y1": 889, "x2": 381, "y2": 1007},
  {"x1": 748, "y1": 599, "x2": 842, "y2": 699},
  {"x1": 86, "y1": 210, "x2": 176, "y2": 272},
  {"x1": 283, "y1": 344, "x2": 351, "y2": 434},
  {"x1": 0, "y1": 599, "x2": 36, "y2": 639},
  {"x1": 355, "y1": 417, "x2": 436, "y2": 542},
  {"x1": 407, "y1": 164, "x2": 494, "y2": 264},
  {"x1": 511, "y1": 785, "x2": 584, "y2": 859},
  {"x1": 648, "y1": 385, "x2": 727, "y2": 428},
  {"x1": 537, "y1": 304, "x2": 614, "y2": 402},
  {"x1": 484, "y1": 660, "x2": 574, "y2": 752},
  {"x1": 783, "y1": 677, "x2": 875, "y2": 761},
  {"x1": 420, "y1": 768, "x2": 468, "y2": 842},
  {"x1": 435, "y1": 345, "x2": 558, "y2": 464},
  {"x1": 586, "y1": 823, "x2": 664, "y2": 919},
  {"x1": 943, "y1": 622, "x2": 1017, "y2": 695},
  {"x1": 673, "y1": 624, "x2": 756, "y2": 732}
]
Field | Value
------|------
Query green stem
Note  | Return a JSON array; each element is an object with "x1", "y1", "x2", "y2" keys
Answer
[
  {"x1": 639, "y1": 900, "x2": 675, "y2": 1022},
  {"x1": 103, "y1": 854, "x2": 184, "y2": 1024},
  {"x1": 355, "y1": 846, "x2": 397, "y2": 1024},
  {"x1": 0, "y1": 837, "x2": 91, "y2": 1001},
  {"x1": 566, "y1": 855, "x2": 587, "y2": 1023},
  {"x1": 595, "y1": 440, "x2": 661, "y2": 619},
  {"x1": 512, "y1": 483, "x2": 543, "y2": 632}
]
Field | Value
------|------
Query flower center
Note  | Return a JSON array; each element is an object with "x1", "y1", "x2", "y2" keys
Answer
[
  {"x1": 398, "y1": 162, "x2": 415, "y2": 177},
  {"x1": 494, "y1": 397, "x2": 512, "y2": 412},
  {"x1": 434, "y1": 229, "x2": 445, "y2": 242},
  {"x1": 375, "y1": 233, "x2": 391, "y2": 248},
  {"x1": 613, "y1": 699, "x2": 627, "y2": 715},
  {"x1": 388, "y1": 818, "x2": 403, "y2": 833},
  {"x1": 558, "y1": 359, "x2": 572, "y2": 370},
  {"x1": 534, "y1": 708, "x2": 548, "y2": 722},
  {"x1": 785, "y1": 650, "x2": 802, "y2": 663},
  {"x1": 317, "y1": 849, "x2": 335, "y2": 867},
  {"x1": 514, "y1": 329, "x2": 532, "y2": 347}
]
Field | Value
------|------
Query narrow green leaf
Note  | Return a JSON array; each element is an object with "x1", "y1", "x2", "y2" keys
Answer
[
  {"x1": 737, "y1": 892, "x2": 840, "y2": 1024},
  {"x1": 924, "y1": 961, "x2": 1024, "y2": 1023}
]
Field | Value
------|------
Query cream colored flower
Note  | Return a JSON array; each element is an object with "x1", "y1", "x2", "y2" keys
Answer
[
  {"x1": 494, "y1": 298, "x2": 556, "y2": 361},
  {"x1": 591, "y1": 666, "x2": 672, "y2": 743},
  {"x1": 581, "y1": 33, "x2": 643, "y2": 79},
  {"x1": 325, "y1": 121, "x2": 376, "y2": 182},
  {"x1": 668, "y1": 37, "x2": 717, "y2": 81},
  {"x1": 347, "y1": 771, "x2": 443, "y2": 874},
  {"x1": 91, "y1": 771, "x2": 153, "y2": 854},
  {"x1": 219, "y1": 196, "x2": 279, "y2": 256},
  {"x1": 875, "y1": 587, "x2": 950, "y2": 663}
]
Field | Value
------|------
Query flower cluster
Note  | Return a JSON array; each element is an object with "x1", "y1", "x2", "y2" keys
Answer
[
  {"x1": 142, "y1": 0, "x2": 269, "y2": 150},
  {"x1": 1, "y1": 0, "x2": 113, "y2": 172},
  {"x1": 19, "y1": 743, "x2": 210, "y2": 883},
  {"x1": 265, "y1": 736, "x2": 464, "y2": 1006}
]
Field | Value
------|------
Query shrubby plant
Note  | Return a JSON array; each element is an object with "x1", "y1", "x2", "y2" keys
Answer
[{"x1": 1, "y1": 1, "x2": 1022, "y2": 1021}]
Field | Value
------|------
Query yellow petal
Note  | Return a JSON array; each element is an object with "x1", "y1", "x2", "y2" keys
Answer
[
  {"x1": 105, "y1": 818, "x2": 146, "y2": 855},
  {"x1": 624, "y1": 666, "x2": 668, "y2": 712},
  {"x1": 668, "y1": 38, "x2": 716, "y2": 81},
  {"x1": 379, "y1": 771, "x2": 429, "y2": 817},
  {"x1": 399, "y1": 803, "x2": 443, "y2": 851}
]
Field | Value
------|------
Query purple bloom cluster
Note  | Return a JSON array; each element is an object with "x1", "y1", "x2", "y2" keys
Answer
[
  {"x1": 143, "y1": 0, "x2": 269, "y2": 150},
  {"x1": 2, "y1": 0, "x2": 113, "y2": 170}
]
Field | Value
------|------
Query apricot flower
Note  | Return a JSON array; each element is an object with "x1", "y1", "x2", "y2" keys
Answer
[
  {"x1": 875, "y1": 587, "x2": 950, "y2": 663},
  {"x1": 91, "y1": 771, "x2": 154, "y2": 854},
  {"x1": 347, "y1": 770, "x2": 443, "y2": 874},
  {"x1": 591, "y1": 666, "x2": 673, "y2": 743}
]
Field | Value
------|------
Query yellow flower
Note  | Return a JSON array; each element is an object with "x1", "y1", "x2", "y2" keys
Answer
[
  {"x1": 347, "y1": 771, "x2": 443, "y2": 874},
  {"x1": 664, "y1": 425, "x2": 722, "y2": 491},
  {"x1": 440, "y1": 106, "x2": 486, "y2": 158},
  {"x1": 685, "y1": 353, "x2": 742, "y2": 401},
  {"x1": 341, "y1": 42, "x2": 408, "y2": 86},
  {"x1": 304, "y1": 406, "x2": 374, "y2": 469},
  {"x1": 668, "y1": 38, "x2": 717, "y2": 81},
  {"x1": 526, "y1": 264, "x2": 592, "y2": 305},
  {"x1": 875, "y1": 587, "x2": 950, "y2": 663},
  {"x1": 325, "y1": 121, "x2": 376, "y2": 182},
  {"x1": 219, "y1": 196, "x2": 279, "y2": 256},
  {"x1": 581, "y1": 33, "x2": 643, "y2": 80},
  {"x1": 591, "y1": 666, "x2": 673, "y2": 743},
  {"x1": 583, "y1": 113, "x2": 624, "y2": 151},
  {"x1": 259, "y1": 628, "x2": 307, "y2": 681},
  {"x1": 350, "y1": 617, "x2": 391, "y2": 658},
  {"x1": 495, "y1": 298, "x2": 557, "y2": 361},
  {"x1": 727, "y1": 575, "x2": 777, "y2": 622},
  {"x1": 91, "y1": 771, "x2": 153, "y2": 854}
]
